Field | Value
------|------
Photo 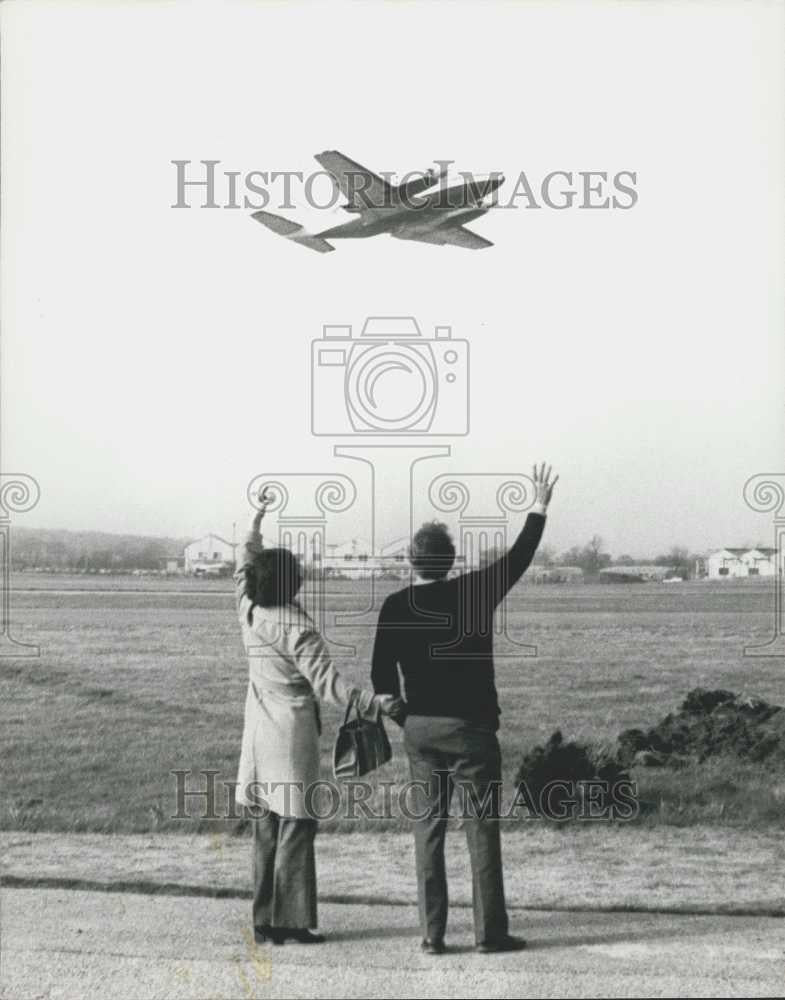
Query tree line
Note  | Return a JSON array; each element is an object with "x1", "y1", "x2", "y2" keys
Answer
[
  {"x1": 11, "y1": 527, "x2": 699, "y2": 578},
  {"x1": 10, "y1": 528, "x2": 190, "y2": 572},
  {"x1": 482, "y1": 536, "x2": 697, "y2": 579}
]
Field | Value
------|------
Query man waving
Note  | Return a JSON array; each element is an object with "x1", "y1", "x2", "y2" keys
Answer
[{"x1": 371, "y1": 463, "x2": 558, "y2": 955}]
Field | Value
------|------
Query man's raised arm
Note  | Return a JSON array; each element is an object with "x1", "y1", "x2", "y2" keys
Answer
[{"x1": 479, "y1": 463, "x2": 558, "y2": 607}]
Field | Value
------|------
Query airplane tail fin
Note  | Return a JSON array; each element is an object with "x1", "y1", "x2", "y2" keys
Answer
[{"x1": 251, "y1": 210, "x2": 335, "y2": 253}]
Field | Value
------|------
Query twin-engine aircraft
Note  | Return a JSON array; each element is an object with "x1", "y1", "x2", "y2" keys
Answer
[{"x1": 252, "y1": 150, "x2": 503, "y2": 252}]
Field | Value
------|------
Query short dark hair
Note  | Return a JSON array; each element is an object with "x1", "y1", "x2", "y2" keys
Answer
[
  {"x1": 408, "y1": 521, "x2": 455, "y2": 580},
  {"x1": 247, "y1": 548, "x2": 302, "y2": 610}
]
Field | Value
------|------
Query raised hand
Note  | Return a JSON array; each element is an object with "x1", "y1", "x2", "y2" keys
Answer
[
  {"x1": 257, "y1": 488, "x2": 274, "y2": 516},
  {"x1": 250, "y1": 487, "x2": 275, "y2": 533},
  {"x1": 532, "y1": 462, "x2": 559, "y2": 509}
]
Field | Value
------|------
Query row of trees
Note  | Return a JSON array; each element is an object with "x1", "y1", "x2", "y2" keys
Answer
[
  {"x1": 477, "y1": 537, "x2": 697, "y2": 577},
  {"x1": 10, "y1": 528, "x2": 189, "y2": 572},
  {"x1": 532, "y1": 538, "x2": 695, "y2": 578},
  {"x1": 13, "y1": 528, "x2": 700, "y2": 578}
]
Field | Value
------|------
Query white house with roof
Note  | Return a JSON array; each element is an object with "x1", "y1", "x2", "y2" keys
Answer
[
  {"x1": 184, "y1": 533, "x2": 236, "y2": 575},
  {"x1": 741, "y1": 547, "x2": 779, "y2": 576},
  {"x1": 706, "y1": 547, "x2": 779, "y2": 578}
]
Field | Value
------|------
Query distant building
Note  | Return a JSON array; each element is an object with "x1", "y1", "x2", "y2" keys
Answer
[
  {"x1": 316, "y1": 536, "x2": 466, "y2": 580},
  {"x1": 380, "y1": 537, "x2": 409, "y2": 566},
  {"x1": 321, "y1": 538, "x2": 374, "y2": 578},
  {"x1": 184, "y1": 534, "x2": 236, "y2": 576},
  {"x1": 532, "y1": 565, "x2": 584, "y2": 584},
  {"x1": 707, "y1": 547, "x2": 779, "y2": 578},
  {"x1": 599, "y1": 565, "x2": 675, "y2": 582}
]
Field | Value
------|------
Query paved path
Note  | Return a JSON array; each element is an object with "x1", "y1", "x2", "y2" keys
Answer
[{"x1": 2, "y1": 888, "x2": 783, "y2": 999}]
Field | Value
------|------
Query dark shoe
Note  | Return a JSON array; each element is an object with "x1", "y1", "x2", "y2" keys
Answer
[
  {"x1": 253, "y1": 925, "x2": 272, "y2": 944},
  {"x1": 289, "y1": 929, "x2": 325, "y2": 945},
  {"x1": 268, "y1": 927, "x2": 326, "y2": 945},
  {"x1": 421, "y1": 938, "x2": 446, "y2": 955},
  {"x1": 476, "y1": 934, "x2": 527, "y2": 953}
]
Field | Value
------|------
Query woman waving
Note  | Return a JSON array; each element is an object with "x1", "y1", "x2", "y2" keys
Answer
[{"x1": 234, "y1": 490, "x2": 399, "y2": 946}]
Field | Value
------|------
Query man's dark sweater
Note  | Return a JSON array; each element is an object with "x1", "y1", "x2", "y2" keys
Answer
[{"x1": 371, "y1": 512, "x2": 545, "y2": 730}]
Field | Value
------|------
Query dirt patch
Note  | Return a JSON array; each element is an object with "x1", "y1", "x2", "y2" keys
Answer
[
  {"x1": 514, "y1": 688, "x2": 785, "y2": 817},
  {"x1": 513, "y1": 731, "x2": 631, "y2": 818},
  {"x1": 617, "y1": 688, "x2": 785, "y2": 768}
]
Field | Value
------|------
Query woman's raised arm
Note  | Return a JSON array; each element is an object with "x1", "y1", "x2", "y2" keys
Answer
[{"x1": 233, "y1": 488, "x2": 272, "y2": 613}]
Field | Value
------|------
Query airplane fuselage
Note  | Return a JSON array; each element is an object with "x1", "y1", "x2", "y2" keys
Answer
[{"x1": 317, "y1": 175, "x2": 503, "y2": 241}]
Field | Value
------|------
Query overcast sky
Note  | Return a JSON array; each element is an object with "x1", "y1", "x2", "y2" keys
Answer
[{"x1": 2, "y1": 0, "x2": 784, "y2": 558}]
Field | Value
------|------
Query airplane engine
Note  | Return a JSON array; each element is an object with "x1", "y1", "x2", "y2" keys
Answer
[
  {"x1": 397, "y1": 164, "x2": 449, "y2": 200},
  {"x1": 441, "y1": 205, "x2": 489, "y2": 226}
]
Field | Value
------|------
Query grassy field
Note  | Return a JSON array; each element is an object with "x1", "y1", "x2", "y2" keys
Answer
[{"x1": 2, "y1": 574, "x2": 783, "y2": 833}]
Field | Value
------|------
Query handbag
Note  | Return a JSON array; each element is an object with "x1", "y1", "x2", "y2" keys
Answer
[{"x1": 333, "y1": 699, "x2": 392, "y2": 780}]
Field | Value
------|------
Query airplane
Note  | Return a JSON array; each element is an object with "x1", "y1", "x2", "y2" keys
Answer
[{"x1": 251, "y1": 150, "x2": 504, "y2": 253}]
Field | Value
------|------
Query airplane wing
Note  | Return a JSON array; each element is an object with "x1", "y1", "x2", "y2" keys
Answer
[
  {"x1": 403, "y1": 226, "x2": 494, "y2": 250},
  {"x1": 315, "y1": 150, "x2": 392, "y2": 212},
  {"x1": 252, "y1": 210, "x2": 335, "y2": 252}
]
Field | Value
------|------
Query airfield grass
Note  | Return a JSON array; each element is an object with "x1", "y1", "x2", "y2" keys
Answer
[{"x1": 2, "y1": 576, "x2": 784, "y2": 833}]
